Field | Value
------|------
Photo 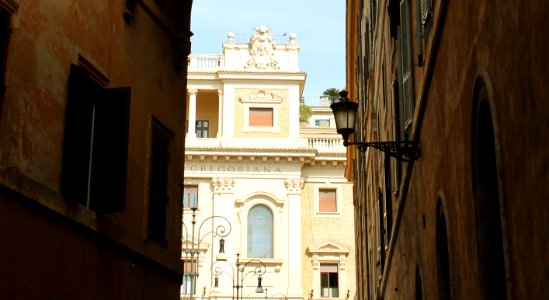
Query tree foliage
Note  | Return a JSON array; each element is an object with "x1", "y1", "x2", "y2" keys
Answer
[
  {"x1": 323, "y1": 87, "x2": 341, "y2": 97},
  {"x1": 299, "y1": 103, "x2": 313, "y2": 123}
]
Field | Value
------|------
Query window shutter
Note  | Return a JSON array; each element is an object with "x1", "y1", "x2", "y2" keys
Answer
[
  {"x1": 420, "y1": 0, "x2": 433, "y2": 24},
  {"x1": 320, "y1": 264, "x2": 338, "y2": 273},
  {"x1": 249, "y1": 108, "x2": 273, "y2": 127},
  {"x1": 400, "y1": 0, "x2": 414, "y2": 131},
  {"x1": 90, "y1": 87, "x2": 130, "y2": 212},
  {"x1": 319, "y1": 189, "x2": 337, "y2": 212},
  {"x1": 61, "y1": 64, "x2": 98, "y2": 204},
  {"x1": 416, "y1": 0, "x2": 424, "y2": 67}
]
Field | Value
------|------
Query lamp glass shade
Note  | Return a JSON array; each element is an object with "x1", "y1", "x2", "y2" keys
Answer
[
  {"x1": 330, "y1": 97, "x2": 358, "y2": 145},
  {"x1": 255, "y1": 277, "x2": 264, "y2": 293},
  {"x1": 190, "y1": 193, "x2": 198, "y2": 209},
  {"x1": 212, "y1": 277, "x2": 220, "y2": 293},
  {"x1": 331, "y1": 101, "x2": 358, "y2": 132},
  {"x1": 216, "y1": 238, "x2": 227, "y2": 261}
]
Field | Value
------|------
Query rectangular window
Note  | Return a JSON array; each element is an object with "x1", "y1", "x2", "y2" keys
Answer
[
  {"x1": 399, "y1": 0, "x2": 415, "y2": 134},
  {"x1": 320, "y1": 264, "x2": 339, "y2": 298},
  {"x1": 249, "y1": 107, "x2": 273, "y2": 127},
  {"x1": 196, "y1": 120, "x2": 209, "y2": 138},
  {"x1": 183, "y1": 185, "x2": 198, "y2": 209},
  {"x1": 319, "y1": 189, "x2": 337, "y2": 212},
  {"x1": 0, "y1": 9, "x2": 11, "y2": 102},
  {"x1": 181, "y1": 259, "x2": 196, "y2": 295},
  {"x1": 147, "y1": 118, "x2": 173, "y2": 246},
  {"x1": 315, "y1": 119, "x2": 330, "y2": 127},
  {"x1": 61, "y1": 64, "x2": 130, "y2": 212}
]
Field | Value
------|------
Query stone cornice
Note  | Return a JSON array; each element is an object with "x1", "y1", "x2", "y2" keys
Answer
[{"x1": 188, "y1": 70, "x2": 307, "y2": 76}]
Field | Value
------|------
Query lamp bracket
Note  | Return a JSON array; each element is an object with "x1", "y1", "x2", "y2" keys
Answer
[{"x1": 348, "y1": 140, "x2": 420, "y2": 161}]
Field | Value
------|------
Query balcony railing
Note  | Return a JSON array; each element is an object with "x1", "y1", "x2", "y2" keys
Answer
[
  {"x1": 185, "y1": 136, "x2": 345, "y2": 153},
  {"x1": 306, "y1": 137, "x2": 345, "y2": 153},
  {"x1": 188, "y1": 54, "x2": 224, "y2": 71}
]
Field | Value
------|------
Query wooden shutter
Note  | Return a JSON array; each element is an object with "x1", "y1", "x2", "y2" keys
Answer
[
  {"x1": 148, "y1": 118, "x2": 173, "y2": 245},
  {"x1": 420, "y1": 0, "x2": 433, "y2": 24},
  {"x1": 249, "y1": 108, "x2": 273, "y2": 127},
  {"x1": 319, "y1": 189, "x2": 337, "y2": 212},
  {"x1": 400, "y1": 0, "x2": 414, "y2": 131},
  {"x1": 91, "y1": 87, "x2": 131, "y2": 212},
  {"x1": 416, "y1": 0, "x2": 424, "y2": 67},
  {"x1": 61, "y1": 64, "x2": 98, "y2": 205}
]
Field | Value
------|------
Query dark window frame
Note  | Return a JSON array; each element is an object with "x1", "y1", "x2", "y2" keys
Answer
[
  {"x1": 196, "y1": 119, "x2": 209, "y2": 138},
  {"x1": 320, "y1": 263, "x2": 339, "y2": 298},
  {"x1": 61, "y1": 64, "x2": 130, "y2": 213},
  {"x1": 147, "y1": 117, "x2": 173, "y2": 247}
]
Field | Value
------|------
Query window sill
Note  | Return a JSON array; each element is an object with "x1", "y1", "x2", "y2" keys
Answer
[{"x1": 316, "y1": 211, "x2": 341, "y2": 217}]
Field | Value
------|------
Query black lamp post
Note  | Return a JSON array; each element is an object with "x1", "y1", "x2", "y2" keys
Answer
[
  {"x1": 182, "y1": 192, "x2": 232, "y2": 300},
  {"x1": 330, "y1": 90, "x2": 420, "y2": 161},
  {"x1": 212, "y1": 253, "x2": 266, "y2": 300}
]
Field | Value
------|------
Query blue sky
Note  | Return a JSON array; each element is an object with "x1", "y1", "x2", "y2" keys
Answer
[{"x1": 190, "y1": 0, "x2": 346, "y2": 98}]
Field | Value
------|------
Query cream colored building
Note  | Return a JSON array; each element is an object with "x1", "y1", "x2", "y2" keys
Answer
[{"x1": 182, "y1": 26, "x2": 355, "y2": 300}]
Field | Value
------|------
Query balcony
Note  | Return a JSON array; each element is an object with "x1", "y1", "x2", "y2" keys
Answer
[
  {"x1": 188, "y1": 54, "x2": 224, "y2": 72},
  {"x1": 185, "y1": 135, "x2": 346, "y2": 154}
]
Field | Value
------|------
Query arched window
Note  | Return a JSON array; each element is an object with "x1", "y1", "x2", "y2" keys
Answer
[
  {"x1": 472, "y1": 81, "x2": 508, "y2": 299},
  {"x1": 437, "y1": 201, "x2": 452, "y2": 300},
  {"x1": 247, "y1": 205, "x2": 273, "y2": 258}
]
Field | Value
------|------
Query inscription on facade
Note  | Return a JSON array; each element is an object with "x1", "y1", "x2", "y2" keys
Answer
[{"x1": 188, "y1": 164, "x2": 282, "y2": 173}]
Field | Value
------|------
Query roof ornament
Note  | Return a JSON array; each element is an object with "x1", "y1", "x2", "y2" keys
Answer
[{"x1": 246, "y1": 25, "x2": 279, "y2": 70}]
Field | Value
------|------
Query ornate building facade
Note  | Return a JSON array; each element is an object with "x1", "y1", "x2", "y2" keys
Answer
[
  {"x1": 183, "y1": 27, "x2": 356, "y2": 300},
  {"x1": 0, "y1": 1, "x2": 192, "y2": 299},
  {"x1": 346, "y1": 0, "x2": 548, "y2": 299}
]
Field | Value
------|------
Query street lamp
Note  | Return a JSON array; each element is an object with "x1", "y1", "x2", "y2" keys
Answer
[
  {"x1": 212, "y1": 253, "x2": 266, "y2": 300},
  {"x1": 330, "y1": 90, "x2": 420, "y2": 162},
  {"x1": 182, "y1": 192, "x2": 232, "y2": 300}
]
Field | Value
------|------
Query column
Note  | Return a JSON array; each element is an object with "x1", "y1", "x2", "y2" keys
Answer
[
  {"x1": 285, "y1": 178, "x2": 304, "y2": 296},
  {"x1": 211, "y1": 177, "x2": 236, "y2": 297},
  {"x1": 217, "y1": 90, "x2": 223, "y2": 138},
  {"x1": 187, "y1": 88, "x2": 197, "y2": 139}
]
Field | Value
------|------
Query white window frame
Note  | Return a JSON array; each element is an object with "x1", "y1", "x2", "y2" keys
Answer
[
  {"x1": 240, "y1": 90, "x2": 283, "y2": 134},
  {"x1": 307, "y1": 241, "x2": 350, "y2": 300},
  {"x1": 314, "y1": 184, "x2": 342, "y2": 216}
]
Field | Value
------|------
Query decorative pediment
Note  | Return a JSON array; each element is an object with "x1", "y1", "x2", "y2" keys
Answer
[
  {"x1": 307, "y1": 239, "x2": 350, "y2": 255},
  {"x1": 181, "y1": 238, "x2": 210, "y2": 252},
  {"x1": 239, "y1": 89, "x2": 284, "y2": 104}
]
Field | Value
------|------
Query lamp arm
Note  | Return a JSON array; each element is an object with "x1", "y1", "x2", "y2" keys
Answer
[
  {"x1": 347, "y1": 140, "x2": 420, "y2": 161},
  {"x1": 240, "y1": 259, "x2": 267, "y2": 285},
  {"x1": 213, "y1": 260, "x2": 235, "y2": 281},
  {"x1": 197, "y1": 215, "x2": 232, "y2": 241}
]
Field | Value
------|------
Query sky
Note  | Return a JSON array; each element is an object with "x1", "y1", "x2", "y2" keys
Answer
[{"x1": 190, "y1": 0, "x2": 346, "y2": 99}]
